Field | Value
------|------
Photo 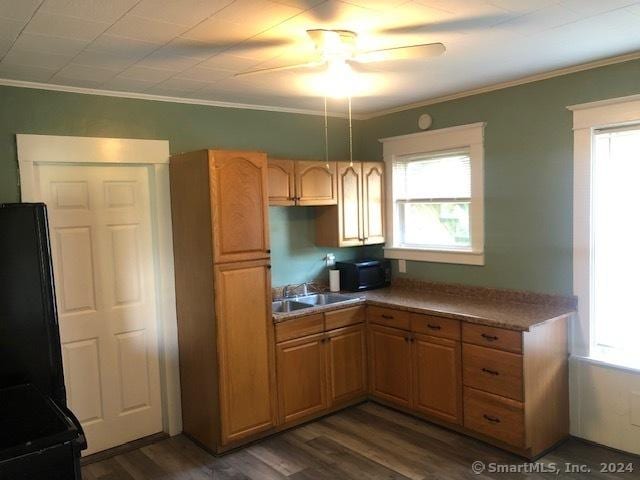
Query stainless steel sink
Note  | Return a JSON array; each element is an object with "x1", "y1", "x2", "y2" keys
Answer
[
  {"x1": 293, "y1": 293, "x2": 355, "y2": 306},
  {"x1": 272, "y1": 299, "x2": 313, "y2": 313}
]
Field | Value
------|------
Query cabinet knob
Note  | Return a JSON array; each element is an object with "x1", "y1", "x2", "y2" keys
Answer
[
  {"x1": 381, "y1": 314, "x2": 394, "y2": 320},
  {"x1": 266, "y1": 249, "x2": 271, "y2": 253},
  {"x1": 266, "y1": 264, "x2": 272, "y2": 269},
  {"x1": 427, "y1": 324, "x2": 441, "y2": 330},
  {"x1": 481, "y1": 368, "x2": 499, "y2": 376}
]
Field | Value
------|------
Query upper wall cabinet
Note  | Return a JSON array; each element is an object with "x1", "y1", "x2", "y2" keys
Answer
[
  {"x1": 268, "y1": 159, "x2": 337, "y2": 206},
  {"x1": 209, "y1": 150, "x2": 271, "y2": 263},
  {"x1": 316, "y1": 161, "x2": 385, "y2": 247},
  {"x1": 267, "y1": 158, "x2": 296, "y2": 206}
]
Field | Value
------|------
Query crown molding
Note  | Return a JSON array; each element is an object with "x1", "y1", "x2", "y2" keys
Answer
[
  {"x1": 0, "y1": 78, "x2": 365, "y2": 119},
  {"x1": 358, "y1": 50, "x2": 640, "y2": 120},
  {"x1": 3, "y1": 48, "x2": 640, "y2": 122}
]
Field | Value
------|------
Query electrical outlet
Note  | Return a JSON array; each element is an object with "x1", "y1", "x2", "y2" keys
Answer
[
  {"x1": 326, "y1": 253, "x2": 335, "y2": 267},
  {"x1": 398, "y1": 259, "x2": 407, "y2": 273},
  {"x1": 631, "y1": 391, "x2": 640, "y2": 427}
]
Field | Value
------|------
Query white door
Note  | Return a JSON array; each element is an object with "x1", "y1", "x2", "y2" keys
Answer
[{"x1": 36, "y1": 164, "x2": 163, "y2": 455}]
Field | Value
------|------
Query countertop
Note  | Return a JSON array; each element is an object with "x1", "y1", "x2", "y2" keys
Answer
[{"x1": 272, "y1": 283, "x2": 576, "y2": 331}]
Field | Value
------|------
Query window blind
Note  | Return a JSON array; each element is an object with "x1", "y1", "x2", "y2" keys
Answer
[{"x1": 393, "y1": 150, "x2": 471, "y2": 201}]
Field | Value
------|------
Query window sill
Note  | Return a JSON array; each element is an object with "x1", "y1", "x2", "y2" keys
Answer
[
  {"x1": 571, "y1": 353, "x2": 640, "y2": 374},
  {"x1": 383, "y1": 247, "x2": 485, "y2": 266}
]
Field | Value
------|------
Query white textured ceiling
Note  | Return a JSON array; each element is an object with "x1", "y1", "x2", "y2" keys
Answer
[{"x1": 1, "y1": 0, "x2": 640, "y2": 114}]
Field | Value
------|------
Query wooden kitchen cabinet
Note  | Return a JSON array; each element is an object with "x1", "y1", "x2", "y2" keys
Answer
[
  {"x1": 267, "y1": 158, "x2": 295, "y2": 206},
  {"x1": 295, "y1": 160, "x2": 337, "y2": 205},
  {"x1": 277, "y1": 333, "x2": 328, "y2": 424},
  {"x1": 413, "y1": 333, "x2": 462, "y2": 425},
  {"x1": 275, "y1": 307, "x2": 367, "y2": 427},
  {"x1": 315, "y1": 161, "x2": 385, "y2": 247},
  {"x1": 170, "y1": 149, "x2": 276, "y2": 453},
  {"x1": 326, "y1": 324, "x2": 367, "y2": 406},
  {"x1": 368, "y1": 324, "x2": 412, "y2": 408},
  {"x1": 209, "y1": 149, "x2": 270, "y2": 263},
  {"x1": 268, "y1": 159, "x2": 338, "y2": 206},
  {"x1": 214, "y1": 260, "x2": 276, "y2": 445},
  {"x1": 362, "y1": 162, "x2": 385, "y2": 245}
]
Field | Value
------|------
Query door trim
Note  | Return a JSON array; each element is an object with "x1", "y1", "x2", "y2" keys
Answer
[{"x1": 17, "y1": 134, "x2": 182, "y2": 437}]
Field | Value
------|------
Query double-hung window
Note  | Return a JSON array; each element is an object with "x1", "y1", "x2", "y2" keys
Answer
[
  {"x1": 382, "y1": 123, "x2": 485, "y2": 265},
  {"x1": 571, "y1": 95, "x2": 640, "y2": 369}
]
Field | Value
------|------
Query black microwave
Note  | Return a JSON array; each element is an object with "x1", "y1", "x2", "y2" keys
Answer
[{"x1": 335, "y1": 259, "x2": 391, "y2": 291}]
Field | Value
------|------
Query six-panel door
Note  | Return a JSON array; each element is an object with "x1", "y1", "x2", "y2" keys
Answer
[
  {"x1": 368, "y1": 324, "x2": 412, "y2": 408},
  {"x1": 412, "y1": 333, "x2": 462, "y2": 424},
  {"x1": 210, "y1": 150, "x2": 270, "y2": 263},
  {"x1": 214, "y1": 259, "x2": 276, "y2": 445},
  {"x1": 326, "y1": 324, "x2": 367, "y2": 406}
]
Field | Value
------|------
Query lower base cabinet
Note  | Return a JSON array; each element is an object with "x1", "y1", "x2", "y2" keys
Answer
[
  {"x1": 368, "y1": 325, "x2": 412, "y2": 408},
  {"x1": 276, "y1": 333, "x2": 328, "y2": 424},
  {"x1": 326, "y1": 325, "x2": 367, "y2": 405},
  {"x1": 275, "y1": 309, "x2": 367, "y2": 427},
  {"x1": 413, "y1": 334, "x2": 462, "y2": 425}
]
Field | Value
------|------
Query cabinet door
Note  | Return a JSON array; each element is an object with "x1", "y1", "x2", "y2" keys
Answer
[
  {"x1": 214, "y1": 260, "x2": 276, "y2": 445},
  {"x1": 336, "y1": 161, "x2": 363, "y2": 246},
  {"x1": 368, "y1": 325, "x2": 412, "y2": 408},
  {"x1": 362, "y1": 162, "x2": 385, "y2": 245},
  {"x1": 326, "y1": 325, "x2": 367, "y2": 406},
  {"x1": 413, "y1": 334, "x2": 462, "y2": 424},
  {"x1": 209, "y1": 150, "x2": 270, "y2": 263},
  {"x1": 277, "y1": 333, "x2": 327, "y2": 425},
  {"x1": 295, "y1": 161, "x2": 337, "y2": 206},
  {"x1": 268, "y1": 158, "x2": 295, "y2": 206}
]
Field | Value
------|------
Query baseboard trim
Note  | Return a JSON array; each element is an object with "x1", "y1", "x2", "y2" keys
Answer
[{"x1": 80, "y1": 432, "x2": 169, "y2": 465}]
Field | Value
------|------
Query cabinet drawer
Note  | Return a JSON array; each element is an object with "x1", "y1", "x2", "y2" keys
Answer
[
  {"x1": 275, "y1": 314, "x2": 323, "y2": 343},
  {"x1": 325, "y1": 305, "x2": 365, "y2": 331},
  {"x1": 367, "y1": 306, "x2": 410, "y2": 330},
  {"x1": 463, "y1": 387, "x2": 525, "y2": 448},
  {"x1": 411, "y1": 313, "x2": 460, "y2": 340},
  {"x1": 463, "y1": 344, "x2": 523, "y2": 401},
  {"x1": 462, "y1": 323, "x2": 522, "y2": 353}
]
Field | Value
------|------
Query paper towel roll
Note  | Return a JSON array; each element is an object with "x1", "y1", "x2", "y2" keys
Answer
[{"x1": 329, "y1": 269, "x2": 340, "y2": 292}]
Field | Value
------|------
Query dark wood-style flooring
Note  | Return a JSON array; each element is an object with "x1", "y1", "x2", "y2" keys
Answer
[{"x1": 82, "y1": 402, "x2": 640, "y2": 479}]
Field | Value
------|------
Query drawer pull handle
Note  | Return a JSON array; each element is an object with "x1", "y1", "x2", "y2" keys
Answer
[
  {"x1": 481, "y1": 333, "x2": 499, "y2": 341},
  {"x1": 427, "y1": 324, "x2": 441, "y2": 330},
  {"x1": 481, "y1": 368, "x2": 499, "y2": 376},
  {"x1": 483, "y1": 414, "x2": 501, "y2": 423},
  {"x1": 381, "y1": 314, "x2": 394, "y2": 320}
]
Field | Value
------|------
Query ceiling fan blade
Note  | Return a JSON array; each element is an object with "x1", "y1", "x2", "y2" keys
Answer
[
  {"x1": 161, "y1": 37, "x2": 291, "y2": 58},
  {"x1": 234, "y1": 60, "x2": 326, "y2": 78},
  {"x1": 379, "y1": 14, "x2": 510, "y2": 36},
  {"x1": 353, "y1": 42, "x2": 445, "y2": 63}
]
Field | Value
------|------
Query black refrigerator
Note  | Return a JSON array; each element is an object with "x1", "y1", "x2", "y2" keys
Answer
[{"x1": 0, "y1": 203, "x2": 86, "y2": 479}]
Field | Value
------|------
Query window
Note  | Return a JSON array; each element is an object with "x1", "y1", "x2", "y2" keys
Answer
[
  {"x1": 393, "y1": 150, "x2": 471, "y2": 250},
  {"x1": 591, "y1": 126, "x2": 640, "y2": 366},
  {"x1": 381, "y1": 123, "x2": 484, "y2": 265},
  {"x1": 571, "y1": 94, "x2": 640, "y2": 370}
]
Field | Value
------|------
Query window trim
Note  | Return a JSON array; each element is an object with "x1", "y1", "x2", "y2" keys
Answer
[
  {"x1": 380, "y1": 122, "x2": 485, "y2": 265},
  {"x1": 569, "y1": 94, "x2": 640, "y2": 367}
]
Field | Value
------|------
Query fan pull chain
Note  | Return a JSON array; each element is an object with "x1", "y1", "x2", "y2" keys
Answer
[
  {"x1": 348, "y1": 95, "x2": 353, "y2": 167},
  {"x1": 324, "y1": 95, "x2": 330, "y2": 170}
]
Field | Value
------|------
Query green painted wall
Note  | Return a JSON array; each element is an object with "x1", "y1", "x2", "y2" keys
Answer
[
  {"x1": 0, "y1": 85, "x2": 375, "y2": 286},
  {"x1": 358, "y1": 58, "x2": 640, "y2": 295}
]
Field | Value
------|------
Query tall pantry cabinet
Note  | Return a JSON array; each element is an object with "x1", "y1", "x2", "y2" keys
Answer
[{"x1": 169, "y1": 149, "x2": 276, "y2": 453}]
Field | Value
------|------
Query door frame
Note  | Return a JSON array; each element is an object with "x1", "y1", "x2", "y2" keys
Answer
[{"x1": 17, "y1": 133, "x2": 182, "y2": 437}]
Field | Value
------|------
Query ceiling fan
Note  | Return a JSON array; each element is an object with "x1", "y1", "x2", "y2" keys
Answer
[{"x1": 234, "y1": 29, "x2": 445, "y2": 78}]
